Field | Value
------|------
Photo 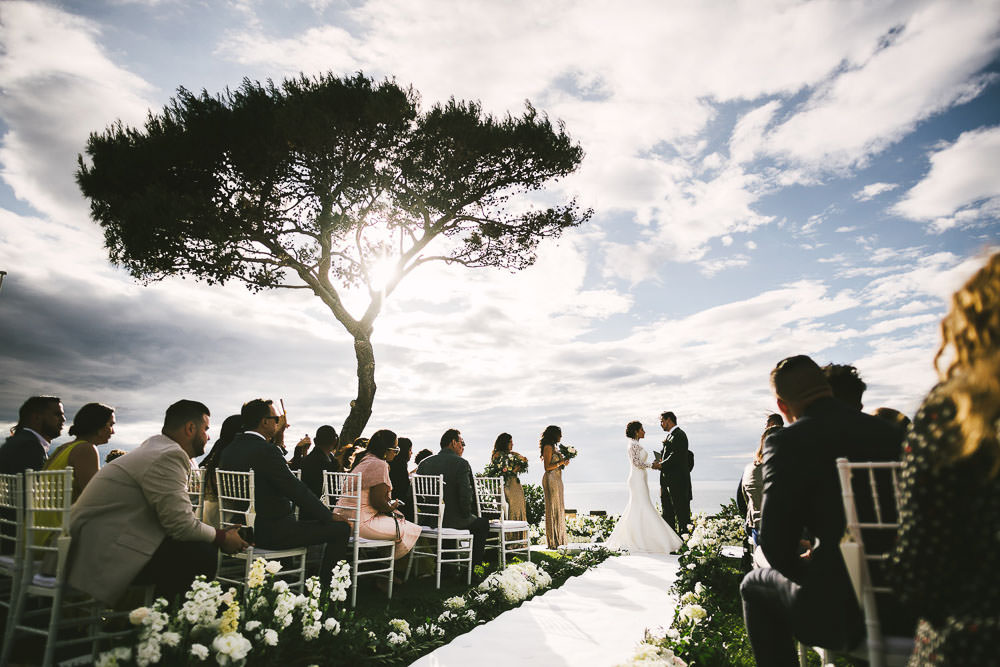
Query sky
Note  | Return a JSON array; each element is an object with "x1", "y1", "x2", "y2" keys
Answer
[{"x1": 1, "y1": 0, "x2": 999, "y2": 501}]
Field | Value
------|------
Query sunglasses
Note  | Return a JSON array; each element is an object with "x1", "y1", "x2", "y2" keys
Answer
[{"x1": 265, "y1": 415, "x2": 282, "y2": 423}]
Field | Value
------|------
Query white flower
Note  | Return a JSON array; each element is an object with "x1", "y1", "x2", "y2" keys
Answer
[
  {"x1": 96, "y1": 646, "x2": 132, "y2": 667},
  {"x1": 263, "y1": 629, "x2": 279, "y2": 646},
  {"x1": 245, "y1": 620, "x2": 261, "y2": 631},
  {"x1": 694, "y1": 582, "x2": 705, "y2": 595},
  {"x1": 464, "y1": 610, "x2": 476, "y2": 621},
  {"x1": 303, "y1": 621, "x2": 321, "y2": 640},
  {"x1": 190, "y1": 644, "x2": 209, "y2": 661},
  {"x1": 265, "y1": 560, "x2": 283, "y2": 574},
  {"x1": 212, "y1": 632, "x2": 252, "y2": 663},
  {"x1": 686, "y1": 563, "x2": 695, "y2": 570},
  {"x1": 324, "y1": 617, "x2": 341, "y2": 634},
  {"x1": 680, "y1": 591, "x2": 698, "y2": 605},
  {"x1": 220, "y1": 589, "x2": 235, "y2": 606},
  {"x1": 443, "y1": 596, "x2": 466, "y2": 610},
  {"x1": 272, "y1": 580, "x2": 289, "y2": 593},
  {"x1": 388, "y1": 618, "x2": 410, "y2": 635},
  {"x1": 128, "y1": 607, "x2": 151, "y2": 626},
  {"x1": 387, "y1": 631, "x2": 408, "y2": 646},
  {"x1": 437, "y1": 611, "x2": 455, "y2": 623},
  {"x1": 161, "y1": 631, "x2": 180, "y2": 647},
  {"x1": 677, "y1": 603, "x2": 707, "y2": 625}
]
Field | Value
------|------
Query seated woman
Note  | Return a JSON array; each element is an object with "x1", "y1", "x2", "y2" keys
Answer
[
  {"x1": 45, "y1": 402, "x2": 114, "y2": 500},
  {"x1": 335, "y1": 429, "x2": 421, "y2": 559},
  {"x1": 388, "y1": 437, "x2": 414, "y2": 522},
  {"x1": 199, "y1": 414, "x2": 243, "y2": 527}
]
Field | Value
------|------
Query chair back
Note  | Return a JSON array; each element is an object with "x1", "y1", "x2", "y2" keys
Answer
[
  {"x1": 836, "y1": 458, "x2": 904, "y2": 667},
  {"x1": 474, "y1": 476, "x2": 505, "y2": 521},
  {"x1": 24, "y1": 469, "x2": 74, "y2": 570},
  {"x1": 215, "y1": 470, "x2": 255, "y2": 530},
  {"x1": 322, "y1": 472, "x2": 362, "y2": 540},
  {"x1": 411, "y1": 474, "x2": 444, "y2": 529},
  {"x1": 188, "y1": 468, "x2": 204, "y2": 518},
  {"x1": 0, "y1": 473, "x2": 24, "y2": 556}
]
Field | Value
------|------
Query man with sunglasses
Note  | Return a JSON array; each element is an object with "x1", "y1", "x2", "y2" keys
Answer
[{"x1": 219, "y1": 398, "x2": 349, "y2": 586}]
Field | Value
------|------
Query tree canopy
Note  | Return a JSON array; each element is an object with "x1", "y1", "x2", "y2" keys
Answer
[{"x1": 77, "y1": 72, "x2": 591, "y2": 440}]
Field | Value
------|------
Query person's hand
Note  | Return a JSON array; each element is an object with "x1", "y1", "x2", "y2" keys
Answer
[
  {"x1": 798, "y1": 539, "x2": 813, "y2": 561},
  {"x1": 294, "y1": 436, "x2": 311, "y2": 455},
  {"x1": 651, "y1": 461, "x2": 662, "y2": 470},
  {"x1": 220, "y1": 527, "x2": 250, "y2": 554}
]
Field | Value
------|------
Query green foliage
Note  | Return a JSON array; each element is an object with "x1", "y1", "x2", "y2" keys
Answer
[{"x1": 522, "y1": 482, "x2": 545, "y2": 525}]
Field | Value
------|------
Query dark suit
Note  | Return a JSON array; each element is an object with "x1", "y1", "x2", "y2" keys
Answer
[
  {"x1": 739, "y1": 397, "x2": 902, "y2": 666},
  {"x1": 0, "y1": 429, "x2": 47, "y2": 475},
  {"x1": 415, "y1": 448, "x2": 489, "y2": 563},
  {"x1": 218, "y1": 432, "x2": 349, "y2": 580},
  {"x1": 659, "y1": 426, "x2": 692, "y2": 533},
  {"x1": 299, "y1": 447, "x2": 341, "y2": 499}
]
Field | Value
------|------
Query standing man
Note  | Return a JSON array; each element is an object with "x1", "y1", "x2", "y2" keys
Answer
[
  {"x1": 653, "y1": 411, "x2": 692, "y2": 534},
  {"x1": 68, "y1": 400, "x2": 248, "y2": 604},
  {"x1": 0, "y1": 396, "x2": 65, "y2": 474},
  {"x1": 415, "y1": 429, "x2": 490, "y2": 565},
  {"x1": 219, "y1": 399, "x2": 349, "y2": 584}
]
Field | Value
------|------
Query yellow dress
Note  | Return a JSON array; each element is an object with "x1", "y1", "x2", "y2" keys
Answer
[{"x1": 34, "y1": 439, "x2": 88, "y2": 545}]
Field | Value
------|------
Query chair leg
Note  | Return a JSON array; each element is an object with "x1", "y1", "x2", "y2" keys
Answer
[
  {"x1": 41, "y1": 583, "x2": 67, "y2": 667},
  {"x1": 435, "y1": 537, "x2": 442, "y2": 590},
  {"x1": 466, "y1": 538, "x2": 472, "y2": 585},
  {"x1": 387, "y1": 546, "x2": 395, "y2": 600}
]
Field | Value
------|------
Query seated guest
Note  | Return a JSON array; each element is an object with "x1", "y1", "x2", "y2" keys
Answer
[
  {"x1": 765, "y1": 413, "x2": 783, "y2": 429},
  {"x1": 349, "y1": 437, "x2": 369, "y2": 469},
  {"x1": 68, "y1": 400, "x2": 247, "y2": 604},
  {"x1": 413, "y1": 448, "x2": 433, "y2": 467},
  {"x1": 333, "y1": 441, "x2": 356, "y2": 471},
  {"x1": 301, "y1": 425, "x2": 342, "y2": 498},
  {"x1": 892, "y1": 252, "x2": 1000, "y2": 665},
  {"x1": 740, "y1": 355, "x2": 901, "y2": 666},
  {"x1": 200, "y1": 414, "x2": 243, "y2": 528},
  {"x1": 45, "y1": 402, "x2": 114, "y2": 500},
  {"x1": 334, "y1": 429, "x2": 420, "y2": 558},
  {"x1": 741, "y1": 425, "x2": 782, "y2": 555},
  {"x1": 219, "y1": 398, "x2": 349, "y2": 586},
  {"x1": 821, "y1": 362, "x2": 866, "y2": 411},
  {"x1": 388, "y1": 437, "x2": 414, "y2": 522},
  {"x1": 873, "y1": 406, "x2": 911, "y2": 435},
  {"x1": 415, "y1": 429, "x2": 490, "y2": 565},
  {"x1": 104, "y1": 448, "x2": 127, "y2": 463},
  {"x1": 0, "y1": 396, "x2": 65, "y2": 474}
]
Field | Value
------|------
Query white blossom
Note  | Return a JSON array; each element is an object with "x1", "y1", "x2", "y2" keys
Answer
[
  {"x1": 190, "y1": 644, "x2": 209, "y2": 661},
  {"x1": 263, "y1": 629, "x2": 279, "y2": 646},
  {"x1": 264, "y1": 560, "x2": 283, "y2": 574},
  {"x1": 324, "y1": 617, "x2": 341, "y2": 634}
]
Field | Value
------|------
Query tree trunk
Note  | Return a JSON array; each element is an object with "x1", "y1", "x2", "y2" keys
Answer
[{"x1": 339, "y1": 334, "x2": 376, "y2": 444}]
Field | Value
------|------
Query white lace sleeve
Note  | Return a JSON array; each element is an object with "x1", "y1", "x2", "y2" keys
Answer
[{"x1": 628, "y1": 441, "x2": 649, "y2": 469}]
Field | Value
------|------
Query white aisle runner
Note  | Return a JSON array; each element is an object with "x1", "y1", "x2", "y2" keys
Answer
[{"x1": 410, "y1": 553, "x2": 680, "y2": 667}]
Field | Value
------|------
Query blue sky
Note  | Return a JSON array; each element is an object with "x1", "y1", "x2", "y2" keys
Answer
[{"x1": 1, "y1": 0, "x2": 998, "y2": 495}]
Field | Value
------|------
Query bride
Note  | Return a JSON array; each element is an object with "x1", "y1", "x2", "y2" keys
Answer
[{"x1": 606, "y1": 420, "x2": 683, "y2": 553}]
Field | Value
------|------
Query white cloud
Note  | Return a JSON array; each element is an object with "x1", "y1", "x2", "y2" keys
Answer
[
  {"x1": 853, "y1": 182, "x2": 898, "y2": 201},
  {"x1": 893, "y1": 125, "x2": 1000, "y2": 226}
]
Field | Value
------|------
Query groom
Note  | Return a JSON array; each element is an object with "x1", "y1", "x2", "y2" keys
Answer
[{"x1": 653, "y1": 411, "x2": 692, "y2": 534}]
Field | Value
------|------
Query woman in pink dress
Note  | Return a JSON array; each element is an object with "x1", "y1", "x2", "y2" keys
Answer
[{"x1": 335, "y1": 429, "x2": 421, "y2": 559}]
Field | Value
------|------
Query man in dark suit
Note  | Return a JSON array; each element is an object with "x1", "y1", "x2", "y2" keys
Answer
[
  {"x1": 219, "y1": 399, "x2": 349, "y2": 584},
  {"x1": 415, "y1": 428, "x2": 490, "y2": 565},
  {"x1": 300, "y1": 425, "x2": 342, "y2": 498},
  {"x1": 653, "y1": 410, "x2": 692, "y2": 534},
  {"x1": 740, "y1": 355, "x2": 902, "y2": 666},
  {"x1": 0, "y1": 396, "x2": 65, "y2": 474}
]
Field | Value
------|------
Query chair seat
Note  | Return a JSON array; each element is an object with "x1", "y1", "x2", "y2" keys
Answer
[
  {"x1": 0, "y1": 554, "x2": 15, "y2": 570},
  {"x1": 355, "y1": 537, "x2": 395, "y2": 547},
  {"x1": 420, "y1": 526, "x2": 472, "y2": 537},
  {"x1": 31, "y1": 573, "x2": 58, "y2": 588},
  {"x1": 230, "y1": 546, "x2": 308, "y2": 559},
  {"x1": 489, "y1": 519, "x2": 529, "y2": 529}
]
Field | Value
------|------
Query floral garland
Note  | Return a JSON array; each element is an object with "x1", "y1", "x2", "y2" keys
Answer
[{"x1": 97, "y1": 548, "x2": 618, "y2": 666}]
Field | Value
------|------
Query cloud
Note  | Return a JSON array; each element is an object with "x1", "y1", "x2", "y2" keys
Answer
[
  {"x1": 853, "y1": 182, "x2": 898, "y2": 201},
  {"x1": 893, "y1": 125, "x2": 1000, "y2": 228}
]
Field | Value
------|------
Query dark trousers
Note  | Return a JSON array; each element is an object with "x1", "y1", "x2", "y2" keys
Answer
[
  {"x1": 740, "y1": 567, "x2": 863, "y2": 667},
  {"x1": 467, "y1": 517, "x2": 490, "y2": 564},
  {"x1": 660, "y1": 481, "x2": 691, "y2": 534},
  {"x1": 133, "y1": 537, "x2": 217, "y2": 603},
  {"x1": 255, "y1": 517, "x2": 350, "y2": 584}
]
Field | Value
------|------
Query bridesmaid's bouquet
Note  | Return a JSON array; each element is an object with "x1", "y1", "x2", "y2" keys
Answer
[
  {"x1": 484, "y1": 452, "x2": 529, "y2": 482},
  {"x1": 558, "y1": 444, "x2": 578, "y2": 461}
]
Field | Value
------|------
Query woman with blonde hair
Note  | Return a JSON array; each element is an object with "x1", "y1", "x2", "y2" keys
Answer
[{"x1": 891, "y1": 251, "x2": 1000, "y2": 665}]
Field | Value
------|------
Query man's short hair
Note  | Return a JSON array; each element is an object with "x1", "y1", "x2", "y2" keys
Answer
[
  {"x1": 770, "y1": 355, "x2": 831, "y2": 404},
  {"x1": 15, "y1": 396, "x2": 61, "y2": 431},
  {"x1": 163, "y1": 400, "x2": 210, "y2": 431},
  {"x1": 660, "y1": 411, "x2": 677, "y2": 423},
  {"x1": 440, "y1": 428, "x2": 460, "y2": 449},
  {"x1": 821, "y1": 363, "x2": 867, "y2": 410},
  {"x1": 240, "y1": 398, "x2": 273, "y2": 430},
  {"x1": 315, "y1": 425, "x2": 339, "y2": 448}
]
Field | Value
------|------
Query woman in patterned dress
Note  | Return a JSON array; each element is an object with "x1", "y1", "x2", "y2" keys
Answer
[
  {"x1": 540, "y1": 425, "x2": 568, "y2": 549},
  {"x1": 891, "y1": 251, "x2": 1000, "y2": 665}
]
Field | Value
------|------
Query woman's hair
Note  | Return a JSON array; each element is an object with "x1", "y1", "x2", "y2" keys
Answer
[
  {"x1": 366, "y1": 429, "x2": 398, "y2": 458},
  {"x1": 396, "y1": 437, "x2": 413, "y2": 461},
  {"x1": 493, "y1": 433, "x2": 513, "y2": 456},
  {"x1": 202, "y1": 414, "x2": 243, "y2": 496},
  {"x1": 538, "y1": 425, "x2": 561, "y2": 453},
  {"x1": 939, "y1": 350, "x2": 1000, "y2": 478},
  {"x1": 68, "y1": 403, "x2": 114, "y2": 439},
  {"x1": 413, "y1": 448, "x2": 433, "y2": 464},
  {"x1": 755, "y1": 425, "x2": 783, "y2": 465},
  {"x1": 934, "y1": 251, "x2": 1000, "y2": 380},
  {"x1": 625, "y1": 421, "x2": 642, "y2": 439}
]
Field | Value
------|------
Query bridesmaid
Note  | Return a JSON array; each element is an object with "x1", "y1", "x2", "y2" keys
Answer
[
  {"x1": 492, "y1": 433, "x2": 527, "y2": 522},
  {"x1": 540, "y1": 425, "x2": 568, "y2": 548}
]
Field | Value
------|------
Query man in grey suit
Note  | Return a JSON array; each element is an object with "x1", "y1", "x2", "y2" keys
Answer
[
  {"x1": 219, "y1": 399, "x2": 349, "y2": 584},
  {"x1": 68, "y1": 400, "x2": 248, "y2": 604},
  {"x1": 0, "y1": 396, "x2": 65, "y2": 475},
  {"x1": 415, "y1": 428, "x2": 490, "y2": 565}
]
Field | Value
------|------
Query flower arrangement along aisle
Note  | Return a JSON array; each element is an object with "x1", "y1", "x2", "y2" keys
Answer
[
  {"x1": 482, "y1": 451, "x2": 528, "y2": 481},
  {"x1": 97, "y1": 549, "x2": 620, "y2": 667},
  {"x1": 620, "y1": 499, "x2": 754, "y2": 667}
]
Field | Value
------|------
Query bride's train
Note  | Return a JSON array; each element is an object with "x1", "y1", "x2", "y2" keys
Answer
[{"x1": 605, "y1": 438, "x2": 682, "y2": 553}]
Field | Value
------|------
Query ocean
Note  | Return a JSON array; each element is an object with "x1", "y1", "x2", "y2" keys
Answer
[{"x1": 561, "y1": 479, "x2": 735, "y2": 516}]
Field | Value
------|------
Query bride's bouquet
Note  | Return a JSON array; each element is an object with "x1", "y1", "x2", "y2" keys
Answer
[
  {"x1": 558, "y1": 443, "x2": 578, "y2": 461},
  {"x1": 483, "y1": 452, "x2": 529, "y2": 482}
]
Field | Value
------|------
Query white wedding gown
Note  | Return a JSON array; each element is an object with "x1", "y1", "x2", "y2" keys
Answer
[{"x1": 605, "y1": 439, "x2": 683, "y2": 553}]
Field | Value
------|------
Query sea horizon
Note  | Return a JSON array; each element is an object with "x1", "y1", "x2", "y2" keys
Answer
[{"x1": 561, "y1": 480, "x2": 735, "y2": 517}]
